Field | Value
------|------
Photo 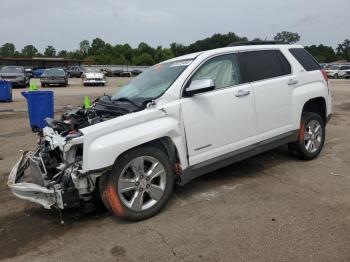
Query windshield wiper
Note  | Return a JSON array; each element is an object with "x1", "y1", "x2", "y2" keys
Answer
[{"x1": 113, "y1": 97, "x2": 142, "y2": 108}]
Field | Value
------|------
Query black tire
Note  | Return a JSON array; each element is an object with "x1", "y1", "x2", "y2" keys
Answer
[
  {"x1": 41, "y1": 83, "x2": 45, "y2": 87},
  {"x1": 67, "y1": 73, "x2": 71, "y2": 78},
  {"x1": 99, "y1": 146, "x2": 174, "y2": 221},
  {"x1": 334, "y1": 73, "x2": 339, "y2": 79},
  {"x1": 288, "y1": 112, "x2": 325, "y2": 160}
]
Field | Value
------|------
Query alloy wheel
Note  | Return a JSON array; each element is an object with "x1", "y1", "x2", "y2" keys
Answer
[
  {"x1": 117, "y1": 156, "x2": 167, "y2": 212},
  {"x1": 304, "y1": 120, "x2": 323, "y2": 153}
]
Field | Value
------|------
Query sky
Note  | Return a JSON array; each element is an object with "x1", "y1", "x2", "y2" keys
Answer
[{"x1": 0, "y1": 0, "x2": 349, "y2": 52}]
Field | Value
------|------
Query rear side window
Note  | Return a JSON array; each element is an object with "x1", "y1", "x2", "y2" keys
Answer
[
  {"x1": 289, "y1": 48, "x2": 321, "y2": 71},
  {"x1": 240, "y1": 50, "x2": 291, "y2": 82}
]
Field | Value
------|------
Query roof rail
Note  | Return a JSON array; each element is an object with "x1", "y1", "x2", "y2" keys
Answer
[{"x1": 227, "y1": 41, "x2": 288, "y2": 47}]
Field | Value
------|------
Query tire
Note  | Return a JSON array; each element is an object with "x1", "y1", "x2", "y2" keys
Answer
[
  {"x1": 334, "y1": 73, "x2": 339, "y2": 79},
  {"x1": 41, "y1": 83, "x2": 45, "y2": 87},
  {"x1": 99, "y1": 146, "x2": 174, "y2": 221},
  {"x1": 67, "y1": 73, "x2": 71, "y2": 78},
  {"x1": 288, "y1": 112, "x2": 325, "y2": 160}
]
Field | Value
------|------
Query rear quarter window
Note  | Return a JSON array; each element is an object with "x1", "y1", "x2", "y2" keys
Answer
[
  {"x1": 240, "y1": 50, "x2": 291, "y2": 82},
  {"x1": 289, "y1": 48, "x2": 321, "y2": 71}
]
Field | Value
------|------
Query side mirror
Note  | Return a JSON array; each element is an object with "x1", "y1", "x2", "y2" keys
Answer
[{"x1": 184, "y1": 79, "x2": 215, "y2": 96}]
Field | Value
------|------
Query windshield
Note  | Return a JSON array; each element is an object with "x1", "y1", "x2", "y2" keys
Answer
[
  {"x1": 112, "y1": 60, "x2": 193, "y2": 103},
  {"x1": 1, "y1": 66, "x2": 23, "y2": 73},
  {"x1": 42, "y1": 68, "x2": 65, "y2": 76},
  {"x1": 84, "y1": 67, "x2": 101, "y2": 73}
]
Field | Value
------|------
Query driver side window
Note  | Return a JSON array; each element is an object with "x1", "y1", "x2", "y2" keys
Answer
[{"x1": 191, "y1": 54, "x2": 242, "y2": 90}]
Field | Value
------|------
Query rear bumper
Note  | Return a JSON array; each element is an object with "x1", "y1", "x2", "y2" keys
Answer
[
  {"x1": 83, "y1": 79, "x2": 106, "y2": 85},
  {"x1": 7, "y1": 151, "x2": 58, "y2": 209}
]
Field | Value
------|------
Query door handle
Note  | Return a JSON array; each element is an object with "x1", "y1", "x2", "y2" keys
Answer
[
  {"x1": 287, "y1": 79, "x2": 298, "y2": 85},
  {"x1": 235, "y1": 90, "x2": 250, "y2": 97}
]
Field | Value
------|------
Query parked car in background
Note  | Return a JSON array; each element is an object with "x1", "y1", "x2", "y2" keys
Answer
[
  {"x1": 325, "y1": 65, "x2": 350, "y2": 78},
  {"x1": 25, "y1": 68, "x2": 33, "y2": 78},
  {"x1": 344, "y1": 69, "x2": 350, "y2": 79},
  {"x1": 131, "y1": 69, "x2": 143, "y2": 76},
  {"x1": 82, "y1": 67, "x2": 106, "y2": 86},
  {"x1": 8, "y1": 43, "x2": 332, "y2": 221},
  {"x1": 32, "y1": 67, "x2": 46, "y2": 78},
  {"x1": 66, "y1": 65, "x2": 84, "y2": 78},
  {"x1": 111, "y1": 69, "x2": 123, "y2": 76},
  {"x1": 100, "y1": 68, "x2": 112, "y2": 77},
  {"x1": 0, "y1": 66, "x2": 30, "y2": 88},
  {"x1": 40, "y1": 68, "x2": 68, "y2": 87}
]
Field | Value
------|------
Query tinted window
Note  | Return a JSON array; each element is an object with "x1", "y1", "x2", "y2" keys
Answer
[
  {"x1": 340, "y1": 66, "x2": 350, "y2": 70},
  {"x1": 240, "y1": 50, "x2": 291, "y2": 82},
  {"x1": 289, "y1": 48, "x2": 321, "y2": 71},
  {"x1": 191, "y1": 54, "x2": 242, "y2": 89}
]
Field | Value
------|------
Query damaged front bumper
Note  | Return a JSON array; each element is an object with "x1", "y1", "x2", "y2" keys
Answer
[
  {"x1": 8, "y1": 126, "x2": 106, "y2": 210},
  {"x1": 8, "y1": 151, "x2": 59, "y2": 209}
]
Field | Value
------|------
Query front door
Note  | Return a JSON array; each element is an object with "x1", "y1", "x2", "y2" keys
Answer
[{"x1": 181, "y1": 53, "x2": 257, "y2": 166}]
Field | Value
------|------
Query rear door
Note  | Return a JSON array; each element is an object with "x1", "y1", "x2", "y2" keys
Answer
[
  {"x1": 181, "y1": 53, "x2": 257, "y2": 165},
  {"x1": 240, "y1": 50, "x2": 294, "y2": 138}
]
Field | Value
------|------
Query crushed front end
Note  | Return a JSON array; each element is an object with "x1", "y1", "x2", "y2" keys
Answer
[
  {"x1": 8, "y1": 95, "x2": 145, "y2": 210},
  {"x1": 7, "y1": 127, "x2": 96, "y2": 210}
]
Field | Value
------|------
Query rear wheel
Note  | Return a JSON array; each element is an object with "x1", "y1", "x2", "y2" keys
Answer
[
  {"x1": 288, "y1": 112, "x2": 325, "y2": 160},
  {"x1": 100, "y1": 146, "x2": 174, "y2": 221},
  {"x1": 41, "y1": 83, "x2": 45, "y2": 87}
]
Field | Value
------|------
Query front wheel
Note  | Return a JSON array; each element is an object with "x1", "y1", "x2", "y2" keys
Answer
[
  {"x1": 288, "y1": 112, "x2": 325, "y2": 160},
  {"x1": 334, "y1": 73, "x2": 339, "y2": 79},
  {"x1": 100, "y1": 146, "x2": 174, "y2": 221}
]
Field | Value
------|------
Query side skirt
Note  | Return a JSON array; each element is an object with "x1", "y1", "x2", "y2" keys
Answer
[{"x1": 178, "y1": 130, "x2": 298, "y2": 185}]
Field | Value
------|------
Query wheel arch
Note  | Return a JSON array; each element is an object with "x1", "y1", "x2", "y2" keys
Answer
[{"x1": 302, "y1": 97, "x2": 327, "y2": 125}]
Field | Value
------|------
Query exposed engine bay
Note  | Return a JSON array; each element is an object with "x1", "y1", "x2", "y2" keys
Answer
[
  {"x1": 48, "y1": 95, "x2": 144, "y2": 136},
  {"x1": 7, "y1": 95, "x2": 148, "y2": 212}
]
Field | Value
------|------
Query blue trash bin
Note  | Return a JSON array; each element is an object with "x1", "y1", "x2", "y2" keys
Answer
[
  {"x1": 21, "y1": 91, "x2": 54, "y2": 132},
  {"x1": 0, "y1": 80, "x2": 12, "y2": 102}
]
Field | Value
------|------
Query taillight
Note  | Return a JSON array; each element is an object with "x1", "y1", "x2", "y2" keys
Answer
[
  {"x1": 321, "y1": 69, "x2": 330, "y2": 95},
  {"x1": 321, "y1": 69, "x2": 329, "y2": 83}
]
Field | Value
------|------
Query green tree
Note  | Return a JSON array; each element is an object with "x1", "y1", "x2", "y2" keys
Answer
[
  {"x1": 336, "y1": 39, "x2": 350, "y2": 61},
  {"x1": 170, "y1": 43, "x2": 187, "y2": 57},
  {"x1": 0, "y1": 43, "x2": 16, "y2": 57},
  {"x1": 44, "y1": 45, "x2": 56, "y2": 57},
  {"x1": 133, "y1": 53, "x2": 155, "y2": 66},
  {"x1": 79, "y1": 40, "x2": 90, "y2": 55},
  {"x1": 154, "y1": 46, "x2": 174, "y2": 63},
  {"x1": 274, "y1": 31, "x2": 300, "y2": 44},
  {"x1": 21, "y1": 45, "x2": 38, "y2": 57},
  {"x1": 305, "y1": 45, "x2": 336, "y2": 63},
  {"x1": 90, "y1": 38, "x2": 106, "y2": 55},
  {"x1": 57, "y1": 50, "x2": 68, "y2": 57}
]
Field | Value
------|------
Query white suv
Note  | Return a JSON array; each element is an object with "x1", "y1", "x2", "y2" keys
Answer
[
  {"x1": 325, "y1": 64, "x2": 350, "y2": 79},
  {"x1": 9, "y1": 43, "x2": 332, "y2": 221}
]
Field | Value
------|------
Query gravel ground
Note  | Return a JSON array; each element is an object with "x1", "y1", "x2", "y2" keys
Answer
[{"x1": 0, "y1": 78, "x2": 349, "y2": 262}]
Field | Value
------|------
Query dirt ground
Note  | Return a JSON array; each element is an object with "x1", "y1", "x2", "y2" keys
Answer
[{"x1": 0, "y1": 78, "x2": 349, "y2": 262}]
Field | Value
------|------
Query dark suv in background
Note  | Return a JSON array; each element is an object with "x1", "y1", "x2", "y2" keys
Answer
[
  {"x1": 65, "y1": 66, "x2": 84, "y2": 78},
  {"x1": 0, "y1": 66, "x2": 30, "y2": 88}
]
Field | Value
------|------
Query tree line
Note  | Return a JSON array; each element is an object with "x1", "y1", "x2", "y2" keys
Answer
[{"x1": 0, "y1": 31, "x2": 349, "y2": 65}]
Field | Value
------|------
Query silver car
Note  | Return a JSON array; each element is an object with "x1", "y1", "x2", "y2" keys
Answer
[
  {"x1": 0, "y1": 66, "x2": 30, "y2": 88},
  {"x1": 40, "y1": 68, "x2": 68, "y2": 87}
]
